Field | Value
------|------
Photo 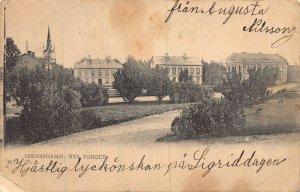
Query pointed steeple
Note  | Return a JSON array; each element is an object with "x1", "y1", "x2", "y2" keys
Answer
[
  {"x1": 45, "y1": 26, "x2": 52, "y2": 52},
  {"x1": 43, "y1": 26, "x2": 56, "y2": 64}
]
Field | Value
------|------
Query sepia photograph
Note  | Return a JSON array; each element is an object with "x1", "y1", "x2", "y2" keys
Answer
[{"x1": 0, "y1": 0, "x2": 299, "y2": 191}]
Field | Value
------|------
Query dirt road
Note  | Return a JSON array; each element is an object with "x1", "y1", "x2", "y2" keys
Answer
[{"x1": 43, "y1": 110, "x2": 181, "y2": 145}]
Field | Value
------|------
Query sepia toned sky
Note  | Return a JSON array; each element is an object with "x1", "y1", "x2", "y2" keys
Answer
[{"x1": 2, "y1": 0, "x2": 299, "y2": 68}]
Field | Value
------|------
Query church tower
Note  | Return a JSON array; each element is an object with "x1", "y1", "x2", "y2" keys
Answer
[{"x1": 43, "y1": 26, "x2": 56, "y2": 64}]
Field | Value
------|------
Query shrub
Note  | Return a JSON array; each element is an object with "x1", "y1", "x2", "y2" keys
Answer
[
  {"x1": 171, "y1": 98, "x2": 246, "y2": 137},
  {"x1": 169, "y1": 82, "x2": 213, "y2": 103},
  {"x1": 79, "y1": 109, "x2": 102, "y2": 129},
  {"x1": 78, "y1": 83, "x2": 108, "y2": 107}
]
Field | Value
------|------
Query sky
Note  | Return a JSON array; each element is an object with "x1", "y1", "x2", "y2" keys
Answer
[{"x1": 2, "y1": 0, "x2": 299, "y2": 68}]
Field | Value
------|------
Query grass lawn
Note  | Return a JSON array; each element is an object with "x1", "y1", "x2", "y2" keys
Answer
[{"x1": 79, "y1": 101, "x2": 189, "y2": 128}]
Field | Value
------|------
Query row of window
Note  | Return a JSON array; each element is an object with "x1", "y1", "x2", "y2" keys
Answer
[
  {"x1": 171, "y1": 76, "x2": 201, "y2": 83},
  {"x1": 78, "y1": 69, "x2": 118, "y2": 77},
  {"x1": 83, "y1": 78, "x2": 110, "y2": 85},
  {"x1": 163, "y1": 67, "x2": 201, "y2": 75},
  {"x1": 227, "y1": 64, "x2": 286, "y2": 73}
]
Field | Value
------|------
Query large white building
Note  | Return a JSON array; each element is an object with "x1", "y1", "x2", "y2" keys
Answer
[
  {"x1": 73, "y1": 56, "x2": 123, "y2": 88},
  {"x1": 225, "y1": 52, "x2": 288, "y2": 83},
  {"x1": 150, "y1": 53, "x2": 203, "y2": 84}
]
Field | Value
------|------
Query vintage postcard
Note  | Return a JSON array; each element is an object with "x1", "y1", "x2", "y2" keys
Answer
[{"x1": 0, "y1": 0, "x2": 299, "y2": 191}]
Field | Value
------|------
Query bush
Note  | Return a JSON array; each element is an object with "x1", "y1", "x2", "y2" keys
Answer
[
  {"x1": 79, "y1": 109, "x2": 102, "y2": 129},
  {"x1": 169, "y1": 82, "x2": 213, "y2": 103},
  {"x1": 78, "y1": 83, "x2": 108, "y2": 107},
  {"x1": 171, "y1": 98, "x2": 246, "y2": 137}
]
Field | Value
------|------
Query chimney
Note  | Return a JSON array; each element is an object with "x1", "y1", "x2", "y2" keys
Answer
[
  {"x1": 165, "y1": 53, "x2": 169, "y2": 58},
  {"x1": 25, "y1": 41, "x2": 28, "y2": 52},
  {"x1": 183, "y1": 53, "x2": 187, "y2": 59}
]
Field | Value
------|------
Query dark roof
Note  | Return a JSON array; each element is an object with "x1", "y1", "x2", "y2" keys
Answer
[
  {"x1": 152, "y1": 55, "x2": 202, "y2": 66},
  {"x1": 226, "y1": 52, "x2": 288, "y2": 63},
  {"x1": 74, "y1": 57, "x2": 123, "y2": 69}
]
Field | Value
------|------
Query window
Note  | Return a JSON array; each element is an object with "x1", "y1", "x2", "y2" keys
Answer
[
  {"x1": 190, "y1": 68, "x2": 194, "y2": 75},
  {"x1": 166, "y1": 67, "x2": 170, "y2": 74},
  {"x1": 172, "y1": 67, "x2": 176, "y2": 75},
  {"x1": 91, "y1": 71, "x2": 95, "y2": 76},
  {"x1": 105, "y1": 69, "x2": 109, "y2": 76},
  {"x1": 98, "y1": 70, "x2": 102, "y2": 76},
  {"x1": 78, "y1": 70, "x2": 82, "y2": 76},
  {"x1": 178, "y1": 67, "x2": 182, "y2": 74},
  {"x1": 238, "y1": 66, "x2": 241, "y2": 73},
  {"x1": 196, "y1": 77, "x2": 200, "y2": 83},
  {"x1": 196, "y1": 68, "x2": 200, "y2": 74},
  {"x1": 105, "y1": 78, "x2": 109, "y2": 84},
  {"x1": 98, "y1": 79, "x2": 102, "y2": 85}
]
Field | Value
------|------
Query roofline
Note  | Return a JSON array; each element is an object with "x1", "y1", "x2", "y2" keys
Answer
[{"x1": 74, "y1": 67, "x2": 122, "y2": 69}]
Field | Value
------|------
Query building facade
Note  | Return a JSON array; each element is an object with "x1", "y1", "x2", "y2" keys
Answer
[
  {"x1": 225, "y1": 52, "x2": 288, "y2": 83},
  {"x1": 150, "y1": 53, "x2": 203, "y2": 84},
  {"x1": 73, "y1": 56, "x2": 123, "y2": 88}
]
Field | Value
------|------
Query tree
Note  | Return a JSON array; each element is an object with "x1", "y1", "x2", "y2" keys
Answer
[
  {"x1": 147, "y1": 66, "x2": 172, "y2": 101},
  {"x1": 202, "y1": 60, "x2": 226, "y2": 85},
  {"x1": 7, "y1": 64, "x2": 82, "y2": 143},
  {"x1": 178, "y1": 69, "x2": 192, "y2": 83},
  {"x1": 5, "y1": 37, "x2": 21, "y2": 71},
  {"x1": 217, "y1": 72, "x2": 246, "y2": 107},
  {"x1": 113, "y1": 56, "x2": 145, "y2": 103}
]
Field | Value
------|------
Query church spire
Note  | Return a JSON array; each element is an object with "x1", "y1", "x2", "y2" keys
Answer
[
  {"x1": 45, "y1": 26, "x2": 52, "y2": 51},
  {"x1": 43, "y1": 26, "x2": 55, "y2": 64}
]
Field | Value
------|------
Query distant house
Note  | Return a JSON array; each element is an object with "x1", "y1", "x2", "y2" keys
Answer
[
  {"x1": 73, "y1": 56, "x2": 123, "y2": 88},
  {"x1": 17, "y1": 27, "x2": 56, "y2": 70},
  {"x1": 225, "y1": 52, "x2": 288, "y2": 83},
  {"x1": 150, "y1": 53, "x2": 203, "y2": 84}
]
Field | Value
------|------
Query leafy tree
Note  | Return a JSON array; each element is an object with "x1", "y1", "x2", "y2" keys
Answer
[
  {"x1": 202, "y1": 60, "x2": 226, "y2": 85},
  {"x1": 5, "y1": 37, "x2": 21, "y2": 71},
  {"x1": 218, "y1": 66, "x2": 279, "y2": 108},
  {"x1": 113, "y1": 56, "x2": 145, "y2": 103},
  {"x1": 146, "y1": 66, "x2": 172, "y2": 101},
  {"x1": 7, "y1": 64, "x2": 82, "y2": 143},
  {"x1": 217, "y1": 72, "x2": 246, "y2": 107},
  {"x1": 178, "y1": 69, "x2": 192, "y2": 83}
]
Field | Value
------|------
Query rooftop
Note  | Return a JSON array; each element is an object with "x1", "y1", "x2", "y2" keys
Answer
[
  {"x1": 74, "y1": 56, "x2": 123, "y2": 69},
  {"x1": 226, "y1": 52, "x2": 288, "y2": 63},
  {"x1": 151, "y1": 53, "x2": 202, "y2": 66}
]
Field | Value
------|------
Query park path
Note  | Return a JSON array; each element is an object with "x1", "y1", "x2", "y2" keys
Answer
[{"x1": 42, "y1": 110, "x2": 181, "y2": 146}]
